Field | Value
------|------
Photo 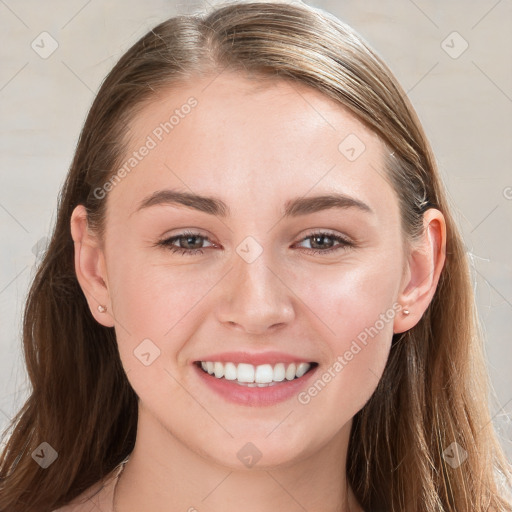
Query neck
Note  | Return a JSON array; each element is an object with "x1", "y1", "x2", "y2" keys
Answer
[{"x1": 115, "y1": 405, "x2": 362, "y2": 512}]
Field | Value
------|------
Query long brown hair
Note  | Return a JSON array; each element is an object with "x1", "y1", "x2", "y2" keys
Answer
[{"x1": 1, "y1": 2, "x2": 510, "y2": 510}]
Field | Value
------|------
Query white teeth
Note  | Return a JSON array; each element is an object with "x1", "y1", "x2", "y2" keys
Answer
[
  {"x1": 296, "y1": 362, "x2": 310, "y2": 378},
  {"x1": 285, "y1": 363, "x2": 296, "y2": 381},
  {"x1": 273, "y1": 363, "x2": 286, "y2": 382},
  {"x1": 198, "y1": 361, "x2": 312, "y2": 384},
  {"x1": 224, "y1": 362, "x2": 237, "y2": 380},
  {"x1": 237, "y1": 363, "x2": 255, "y2": 383},
  {"x1": 213, "y1": 362, "x2": 224, "y2": 378},
  {"x1": 255, "y1": 364, "x2": 273, "y2": 384}
]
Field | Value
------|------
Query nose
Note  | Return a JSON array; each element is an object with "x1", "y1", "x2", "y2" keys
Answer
[{"x1": 215, "y1": 249, "x2": 295, "y2": 335}]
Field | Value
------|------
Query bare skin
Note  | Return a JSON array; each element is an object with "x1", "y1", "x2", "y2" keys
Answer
[{"x1": 70, "y1": 72, "x2": 446, "y2": 512}]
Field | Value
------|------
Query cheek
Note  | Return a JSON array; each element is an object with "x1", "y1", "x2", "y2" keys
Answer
[
  {"x1": 292, "y1": 252, "x2": 400, "y2": 343},
  {"x1": 107, "y1": 248, "x2": 223, "y2": 377},
  {"x1": 290, "y1": 257, "x2": 399, "y2": 415},
  {"x1": 107, "y1": 244, "x2": 207, "y2": 332}
]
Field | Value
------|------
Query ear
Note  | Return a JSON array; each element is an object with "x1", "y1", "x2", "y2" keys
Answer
[
  {"x1": 70, "y1": 205, "x2": 114, "y2": 328},
  {"x1": 393, "y1": 208, "x2": 447, "y2": 334}
]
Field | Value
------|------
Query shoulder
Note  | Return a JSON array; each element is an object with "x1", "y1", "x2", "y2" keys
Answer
[{"x1": 52, "y1": 463, "x2": 123, "y2": 512}]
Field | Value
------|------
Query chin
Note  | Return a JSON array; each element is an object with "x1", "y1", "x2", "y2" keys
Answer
[{"x1": 197, "y1": 432, "x2": 318, "y2": 471}]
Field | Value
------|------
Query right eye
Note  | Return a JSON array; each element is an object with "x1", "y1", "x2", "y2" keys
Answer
[{"x1": 156, "y1": 230, "x2": 216, "y2": 256}]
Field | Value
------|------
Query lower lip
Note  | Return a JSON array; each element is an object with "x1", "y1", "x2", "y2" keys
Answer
[{"x1": 193, "y1": 363, "x2": 318, "y2": 406}]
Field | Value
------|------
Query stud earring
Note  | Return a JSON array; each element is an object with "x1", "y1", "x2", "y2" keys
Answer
[
  {"x1": 403, "y1": 308, "x2": 410, "y2": 315},
  {"x1": 98, "y1": 304, "x2": 107, "y2": 313}
]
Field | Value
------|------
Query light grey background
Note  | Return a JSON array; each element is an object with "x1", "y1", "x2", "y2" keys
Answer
[{"x1": 1, "y1": 0, "x2": 511, "y2": 462}]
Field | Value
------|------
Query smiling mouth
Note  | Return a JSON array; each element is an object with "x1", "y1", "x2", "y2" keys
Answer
[{"x1": 194, "y1": 361, "x2": 318, "y2": 387}]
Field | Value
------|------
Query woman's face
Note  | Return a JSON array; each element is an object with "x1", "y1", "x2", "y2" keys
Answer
[{"x1": 89, "y1": 73, "x2": 411, "y2": 468}]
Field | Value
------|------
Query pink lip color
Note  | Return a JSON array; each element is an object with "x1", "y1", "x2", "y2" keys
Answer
[
  {"x1": 194, "y1": 351, "x2": 313, "y2": 366},
  {"x1": 193, "y1": 361, "x2": 318, "y2": 407}
]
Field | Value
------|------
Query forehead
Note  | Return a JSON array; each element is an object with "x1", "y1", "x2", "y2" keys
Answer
[{"x1": 107, "y1": 72, "x2": 396, "y2": 222}]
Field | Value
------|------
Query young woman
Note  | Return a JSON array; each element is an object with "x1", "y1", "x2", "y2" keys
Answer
[{"x1": 1, "y1": 1, "x2": 510, "y2": 511}]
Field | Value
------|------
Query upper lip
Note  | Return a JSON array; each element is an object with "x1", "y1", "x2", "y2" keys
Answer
[{"x1": 194, "y1": 351, "x2": 315, "y2": 366}]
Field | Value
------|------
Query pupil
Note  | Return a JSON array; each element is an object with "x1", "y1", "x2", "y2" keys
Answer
[
  {"x1": 312, "y1": 235, "x2": 332, "y2": 249},
  {"x1": 184, "y1": 236, "x2": 200, "y2": 249}
]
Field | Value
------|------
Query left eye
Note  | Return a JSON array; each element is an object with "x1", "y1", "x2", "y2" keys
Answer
[
  {"x1": 156, "y1": 230, "x2": 354, "y2": 256},
  {"x1": 295, "y1": 231, "x2": 354, "y2": 254}
]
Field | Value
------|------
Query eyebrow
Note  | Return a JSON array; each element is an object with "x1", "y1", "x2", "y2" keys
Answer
[{"x1": 134, "y1": 189, "x2": 373, "y2": 218}]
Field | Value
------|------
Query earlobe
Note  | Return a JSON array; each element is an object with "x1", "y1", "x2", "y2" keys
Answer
[
  {"x1": 393, "y1": 208, "x2": 447, "y2": 334},
  {"x1": 70, "y1": 205, "x2": 114, "y2": 328}
]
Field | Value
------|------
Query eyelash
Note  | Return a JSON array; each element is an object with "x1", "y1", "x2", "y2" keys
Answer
[{"x1": 156, "y1": 230, "x2": 355, "y2": 256}]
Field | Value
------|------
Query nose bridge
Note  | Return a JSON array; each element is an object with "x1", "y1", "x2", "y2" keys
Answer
[{"x1": 217, "y1": 237, "x2": 294, "y2": 333}]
